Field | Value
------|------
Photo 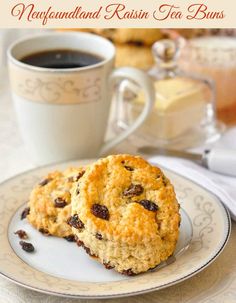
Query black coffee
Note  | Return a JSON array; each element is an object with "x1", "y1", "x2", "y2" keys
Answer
[{"x1": 20, "y1": 49, "x2": 103, "y2": 69}]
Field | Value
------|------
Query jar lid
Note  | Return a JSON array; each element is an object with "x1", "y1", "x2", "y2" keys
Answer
[
  {"x1": 149, "y1": 38, "x2": 185, "y2": 78},
  {"x1": 153, "y1": 38, "x2": 185, "y2": 61}
]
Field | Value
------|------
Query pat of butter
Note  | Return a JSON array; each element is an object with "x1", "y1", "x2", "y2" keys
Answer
[
  {"x1": 136, "y1": 77, "x2": 205, "y2": 112},
  {"x1": 133, "y1": 77, "x2": 206, "y2": 139},
  {"x1": 154, "y1": 78, "x2": 205, "y2": 112}
]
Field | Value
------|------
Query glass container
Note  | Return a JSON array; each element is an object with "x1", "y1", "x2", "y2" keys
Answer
[
  {"x1": 114, "y1": 38, "x2": 224, "y2": 149},
  {"x1": 180, "y1": 36, "x2": 236, "y2": 125}
]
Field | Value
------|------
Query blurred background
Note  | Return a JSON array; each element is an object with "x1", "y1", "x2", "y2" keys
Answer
[
  {"x1": 78, "y1": 28, "x2": 236, "y2": 126},
  {"x1": 0, "y1": 28, "x2": 236, "y2": 174},
  {"x1": 1, "y1": 28, "x2": 236, "y2": 124}
]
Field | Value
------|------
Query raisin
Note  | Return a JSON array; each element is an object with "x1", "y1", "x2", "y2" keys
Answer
[
  {"x1": 39, "y1": 178, "x2": 51, "y2": 186},
  {"x1": 19, "y1": 241, "x2": 34, "y2": 253},
  {"x1": 137, "y1": 200, "x2": 158, "y2": 212},
  {"x1": 74, "y1": 170, "x2": 85, "y2": 181},
  {"x1": 103, "y1": 262, "x2": 114, "y2": 270},
  {"x1": 84, "y1": 246, "x2": 96, "y2": 257},
  {"x1": 123, "y1": 184, "x2": 143, "y2": 197},
  {"x1": 77, "y1": 239, "x2": 83, "y2": 247},
  {"x1": 124, "y1": 165, "x2": 134, "y2": 171},
  {"x1": 64, "y1": 235, "x2": 76, "y2": 242},
  {"x1": 131, "y1": 40, "x2": 144, "y2": 47},
  {"x1": 54, "y1": 197, "x2": 67, "y2": 208},
  {"x1": 39, "y1": 228, "x2": 50, "y2": 236},
  {"x1": 76, "y1": 187, "x2": 80, "y2": 195},
  {"x1": 68, "y1": 171, "x2": 85, "y2": 182},
  {"x1": 77, "y1": 240, "x2": 96, "y2": 257},
  {"x1": 95, "y1": 233, "x2": 103, "y2": 240},
  {"x1": 67, "y1": 214, "x2": 84, "y2": 229},
  {"x1": 122, "y1": 269, "x2": 136, "y2": 276},
  {"x1": 162, "y1": 176, "x2": 168, "y2": 186},
  {"x1": 91, "y1": 204, "x2": 109, "y2": 220},
  {"x1": 21, "y1": 207, "x2": 30, "y2": 220},
  {"x1": 14, "y1": 230, "x2": 28, "y2": 239}
]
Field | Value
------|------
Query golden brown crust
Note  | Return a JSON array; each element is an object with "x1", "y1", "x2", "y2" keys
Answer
[
  {"x1": 71, "y1": 154, "x2": 180, "y2": 274},
  {"x1": 88, "y1": 29, "x2": 163, "y2": 45},
  {"x1": 63, "y1": 28, "x2": 163, "y2": 45},
  {"x1": 115, "y1": 44, "x2": 154, "y2": 69},
  {"x1": 27, "y1": 167, "x2": 85, "y2": 238},
  {"x1": 59, "y1": 28, "x2": 156, "y2": 69}
]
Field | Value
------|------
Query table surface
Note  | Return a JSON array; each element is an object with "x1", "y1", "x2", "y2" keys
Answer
[{"x1": 0, "y1": 86, "x2": 235, "y2": 303}]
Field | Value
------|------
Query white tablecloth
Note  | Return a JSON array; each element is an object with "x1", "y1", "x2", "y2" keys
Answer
[{"x1": 0, "y1": 86, "x2": 236, "y2": 303}]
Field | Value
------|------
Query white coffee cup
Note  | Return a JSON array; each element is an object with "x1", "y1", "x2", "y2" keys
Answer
[{"x1": 8, "y1": 32, "x2": 154, "y2": 165}]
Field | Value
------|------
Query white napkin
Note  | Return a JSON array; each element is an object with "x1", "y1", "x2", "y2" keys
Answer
[{"x1": 149, "y1": 155, "x2": 236, "y2": 221}]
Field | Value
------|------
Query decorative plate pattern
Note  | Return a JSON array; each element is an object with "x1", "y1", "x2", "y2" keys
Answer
[{"x1": 0, "y1": 160, "x2": 231, "y2": 299}]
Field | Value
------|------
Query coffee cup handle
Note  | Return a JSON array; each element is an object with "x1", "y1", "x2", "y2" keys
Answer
[{"x1": 99, "y1": 67, "x2": 155, "y2": 156}]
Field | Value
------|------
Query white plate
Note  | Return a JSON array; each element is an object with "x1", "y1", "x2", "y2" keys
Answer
[
  {"x1": 8, "y1": 206, "x2": 192, "y2": 283},
  {"x1": 0, "y1": 160, "x2": 231, "y2": 299}
]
